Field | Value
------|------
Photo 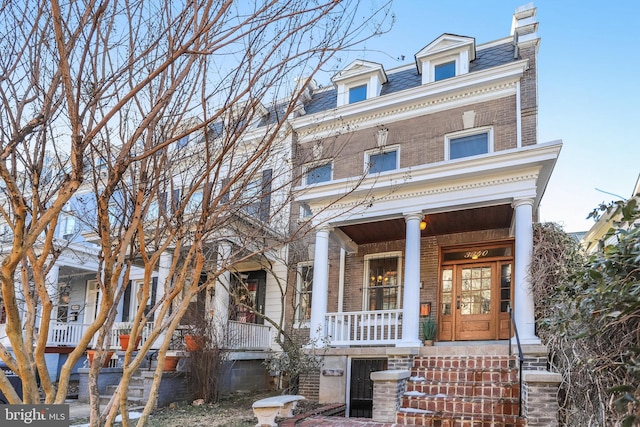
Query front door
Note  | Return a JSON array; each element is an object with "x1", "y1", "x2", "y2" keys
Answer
[{"x1": 438, "y1": 244, "x2": 513, "y2": 341}]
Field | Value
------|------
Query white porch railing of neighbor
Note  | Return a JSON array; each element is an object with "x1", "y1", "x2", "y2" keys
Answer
[
  {"x1": 47, "y1": 322, "x2": 89, "y2": 346},
  {"x1": 45, "y1": 321, "x2": 159, "y2": 349},
  {"x1": 325, "y1": 309, "x2": 403, "y2": 346},
  {"x1": 227, "y1": 320, "x2": 271, "y2": 350}
]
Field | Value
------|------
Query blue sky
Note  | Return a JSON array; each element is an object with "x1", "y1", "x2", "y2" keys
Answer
[{"x1": 324, "y1": 1, "x2": 640, "y2": 232}]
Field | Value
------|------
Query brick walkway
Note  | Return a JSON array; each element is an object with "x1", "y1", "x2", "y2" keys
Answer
[{"x1": 284, "y1": 416, "x2": 400, "y2": 426}]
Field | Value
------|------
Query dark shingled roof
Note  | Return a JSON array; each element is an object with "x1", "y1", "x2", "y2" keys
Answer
[{"x1": 302, "y1": 40, "x2": 517, "y2": 116}]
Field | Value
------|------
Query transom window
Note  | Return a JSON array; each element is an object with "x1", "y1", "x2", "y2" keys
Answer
[
  {"x1": 364, "y1": 253, "x2": 402, "y2": 311},
  {"x1": 367, "y1": 148, "x2": 398, "y2": 174},
  {"x1": 305, "y1": 162, "x2": 332, "y2": 185},
  {"x1": 435, "y1": 61, "x2": 456, "y2": 81},
  {"x1": 349, "y1": 84, "x2": 367, "y2": 104}
]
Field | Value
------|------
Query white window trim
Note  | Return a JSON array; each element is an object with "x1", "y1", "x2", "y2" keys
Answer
[
  {"x1": 444, "y1": 126, "x2": 494, "y2": 161},
  {"x1": 294, "y1": 261, "x2": 314, "y2": 328},
  {"x1": 303, "y1": 160, "x2": 333, "y2": 185},
  {"x1": 362, "y1": 251, "x2": 403, "y2": 311},
  {"x1": 420, "y1": 48, "x2": 471, "y2": 84},
  {"x1": 299, "y1": 203, "x2": 313, "y2": 221},
  {"x1": 365, "y1": 145, "x2": 400, "y2": 174}
]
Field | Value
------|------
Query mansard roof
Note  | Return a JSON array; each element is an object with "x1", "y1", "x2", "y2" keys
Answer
[{"x1": 301, "y1": 38, "x2": 516, "y2": 117}]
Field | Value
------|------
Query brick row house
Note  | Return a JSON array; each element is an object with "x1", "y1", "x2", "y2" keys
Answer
[
  {"x1": 285, "y1": 4, "x2": 562, "y2": 426},
  {"x1": 0, "y1": 4, "x2": 564, "y2": 423}
]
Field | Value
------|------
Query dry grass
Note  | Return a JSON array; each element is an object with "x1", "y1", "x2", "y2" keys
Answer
[{"x1": 147, "y1": 390, "x2": 320, "y2": 427}]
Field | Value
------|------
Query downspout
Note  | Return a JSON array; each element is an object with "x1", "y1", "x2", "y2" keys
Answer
[
  {"x1": 337, "y1": 248, "x2": 345, "y2": 313},
  {"x1": 516, "y1": 80, "x2": 522, "y2": 148}
]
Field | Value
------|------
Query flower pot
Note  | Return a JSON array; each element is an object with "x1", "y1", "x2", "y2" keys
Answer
[
  {"x1": 119, "y1": 334, "x2": 142, "y2": 350},
  {"x1": 163, "y1": 355, "x2": 180, "y2": 371},
  {"x1": 423, "y1": 340, "x2": 434, "y2": 346},
  {"x1": 87, "y1": 350, "x2": 115, "y2": 367},
  {"x1": 185, "y1": 335, "x2": 205, "y2": 352}
]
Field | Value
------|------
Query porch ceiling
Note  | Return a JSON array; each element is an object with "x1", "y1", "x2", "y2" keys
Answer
[{"x1": 338, "y1": 204, "x2": 513, "y2": 245}]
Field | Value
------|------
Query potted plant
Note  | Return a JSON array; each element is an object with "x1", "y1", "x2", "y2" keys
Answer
[
  {"x1": 115, "y1": 322, "x2": 141, "y2": 350},
  {"x1": 86, "y1": 349, "x2": 115, "y2": 367},
  {"x1": 421, "y1": 318, "x2": 437, "y2": 346},
  {"x1": 163, "y1": 351, "x2": 181, "y2": 371}
]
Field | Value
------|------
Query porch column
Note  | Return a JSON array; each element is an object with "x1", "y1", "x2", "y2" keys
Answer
[
  {"x1": 45, "y1": 264, "x2": 59, "y2": 321},
  {"x1": 513, "y1": 198, "x2": 540, "y2": 344},
  {"x1": 399, "y1": 213, "x2": 422, "y2": 347},
  {"x1": 157, "y1": 252, "x2": 173, "y2": 310},
  {"x1": 214, "y1": 241, "x2": 232, "y2": 331},
  {"x1": 309, "y1": 227, "x2": 331, "y2": 346}
]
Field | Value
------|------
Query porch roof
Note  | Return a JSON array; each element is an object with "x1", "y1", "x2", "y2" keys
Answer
[{"x1": 338, "y1": 204, "x2": 513, "y2": 245}]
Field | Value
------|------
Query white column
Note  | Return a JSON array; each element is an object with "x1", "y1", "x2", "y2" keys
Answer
[
  {"x1": 156, "y1": 252, "x2": 173, "y2": 315},
  {"x1": 46, "y1": 264, "x2": 60, "y2": 321},
  {"x1": 513, "y1": 198, "x2": 540, "y2": 344},
  {"x1": 309, "y1": 227, "x2": 331, "y2": 346},
  {"x1": 214, "y1": 242, "x2": 232, "y2": 332},
  {"x1": 399, "y1": 213, "x2": 422, "y2": 347}
]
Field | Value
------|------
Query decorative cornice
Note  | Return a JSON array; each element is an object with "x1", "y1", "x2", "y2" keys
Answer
[
  {"x1": 317, "y1": 173, "x2": 538, "y2": 214},
  {"x1": 295, "y1": 80, "x2": 518, "y2": 143}
]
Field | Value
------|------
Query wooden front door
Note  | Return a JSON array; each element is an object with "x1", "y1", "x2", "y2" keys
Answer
[{"x1": 438, "y1": 244, "x2": 513, "y2": 341}]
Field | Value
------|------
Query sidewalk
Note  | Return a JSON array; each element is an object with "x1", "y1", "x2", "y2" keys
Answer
[{"x1": 67, "y1": 400, "x2": 143, "y2": 426}]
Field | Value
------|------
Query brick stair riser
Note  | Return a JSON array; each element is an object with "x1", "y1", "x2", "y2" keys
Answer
[
  {"x1": 408, "y1": 382, "x2": 519, "y2": 399},
  {"x1": 402, "y1": 397, "x2": 520, "y2": 416},
  {"x1": 412, "y1": 369, "x2": 518, "y2": 383},
  {"x1": 414, "y1": 357, "x2": 514, "y2": 370}
]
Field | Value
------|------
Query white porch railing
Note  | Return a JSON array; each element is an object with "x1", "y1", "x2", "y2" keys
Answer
[
  {"x1": 226, "y1": 320, "x2": 271, "y2": 350},
  {"x1": 325, "y1": 310, "x2": 403, "y2": 346}
]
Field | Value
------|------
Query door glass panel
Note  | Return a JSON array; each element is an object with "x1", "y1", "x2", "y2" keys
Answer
[
  {"x1": 441, "y1": 269, "x2": 452, "y2": 315},
  {"x1": 500, "y1": 263, "x2": 512, "y2": 312},
  {"x1": 460, "y1": 266, "x2": 492, "y2": 315}
]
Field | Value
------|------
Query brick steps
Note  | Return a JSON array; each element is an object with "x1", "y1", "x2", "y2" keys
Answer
[{"x1": 396, "y1": 356, "x2": 526, "y2": 427}]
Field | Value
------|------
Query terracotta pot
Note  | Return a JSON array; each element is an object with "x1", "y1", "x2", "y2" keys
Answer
[
  {"x1": 164, "y1": 355, "x2": 180, "y2": 371},
  {"x1": 185, "y1": 335, "x2": 205, "y2": 352},
  {"x1": 119, "y1": 334, "x2": 142, "y2": 350},
  {"x1": 423, "y1": 340, "x2": 434, "y2": 346},
  {"x1": 86, "y1": 350, "x2": 115, "y2": 367}
]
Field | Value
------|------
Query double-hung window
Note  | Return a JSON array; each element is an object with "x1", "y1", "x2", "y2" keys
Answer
[
  {"x1": 367, "y1": 148, "x2": 398, "y2": 174},
  {"x1": 305, "y1": 162, "x2": 332, "y2": 185},
  {"x1": 364, "y1": 253, "x2": 402, "y2": 311},
  {"x1": 446, "y1": 128, "x2": 492, "y2": 160},
  {"x1": 295, "y1": 263, "x2": 313, "y2": 325}
]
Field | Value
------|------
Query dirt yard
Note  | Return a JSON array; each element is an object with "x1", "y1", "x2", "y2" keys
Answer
[{"x1": 147, "y1": 391, "x2": 318, "y2": 427}]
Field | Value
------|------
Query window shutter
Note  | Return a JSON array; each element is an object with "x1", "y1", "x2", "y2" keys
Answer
[
  {"x1": 122, "y1": 280, "x2": 132, "y2": 322},
  {"x1": 259, "y1": 169, "x2": 272, "y2": 222}
]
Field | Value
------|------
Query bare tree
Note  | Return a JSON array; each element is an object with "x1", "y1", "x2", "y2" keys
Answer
[{"x1": 0, "y1": 0, "x2": 391, "y2": 425}]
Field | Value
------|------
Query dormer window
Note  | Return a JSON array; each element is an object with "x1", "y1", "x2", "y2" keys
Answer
[
  {"x1": 349, "y1": 84, "x2": 367, "y2": 104},
  {"x1": 415, "y1": 34, "x2": 475, "y2": 85},
  {"x1": 434, "y1": 61, "x2": 456, "y2": 81},
  {"x1": 332, "y1": 60, "x2": 387, "y2": 107}
]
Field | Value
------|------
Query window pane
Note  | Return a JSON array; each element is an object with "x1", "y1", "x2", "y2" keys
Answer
[
  {"x1": 349, "y1": 84, "x2": 367, "y2": 104},
  {"x1": 435, "y1": 61, "x2": 456, "y2": 81},
  {"x1": 306, "y1": 163, "x2": 331, "y2": 184},
  {"x1": 297, "y1": 265, "x2": 313, "y2": 322},
  {"x1": 367, "y1": 257, "x2": 399, "y2": 310},
  {"x1": 369, "y1": 150, "x2": 397, "y2": 173},
  {"x1": 449, "y1": 133, "x2": 488, "y2": 159}
]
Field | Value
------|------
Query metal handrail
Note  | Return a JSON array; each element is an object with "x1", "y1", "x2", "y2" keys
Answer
[{"x1": 508, "y1": 305, "x2": 524, "y2": 418}]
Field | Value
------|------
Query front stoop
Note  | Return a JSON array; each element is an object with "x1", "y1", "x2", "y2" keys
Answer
[{"x1": 397, "y1": 355, "x2": 526, "y2": 427}]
